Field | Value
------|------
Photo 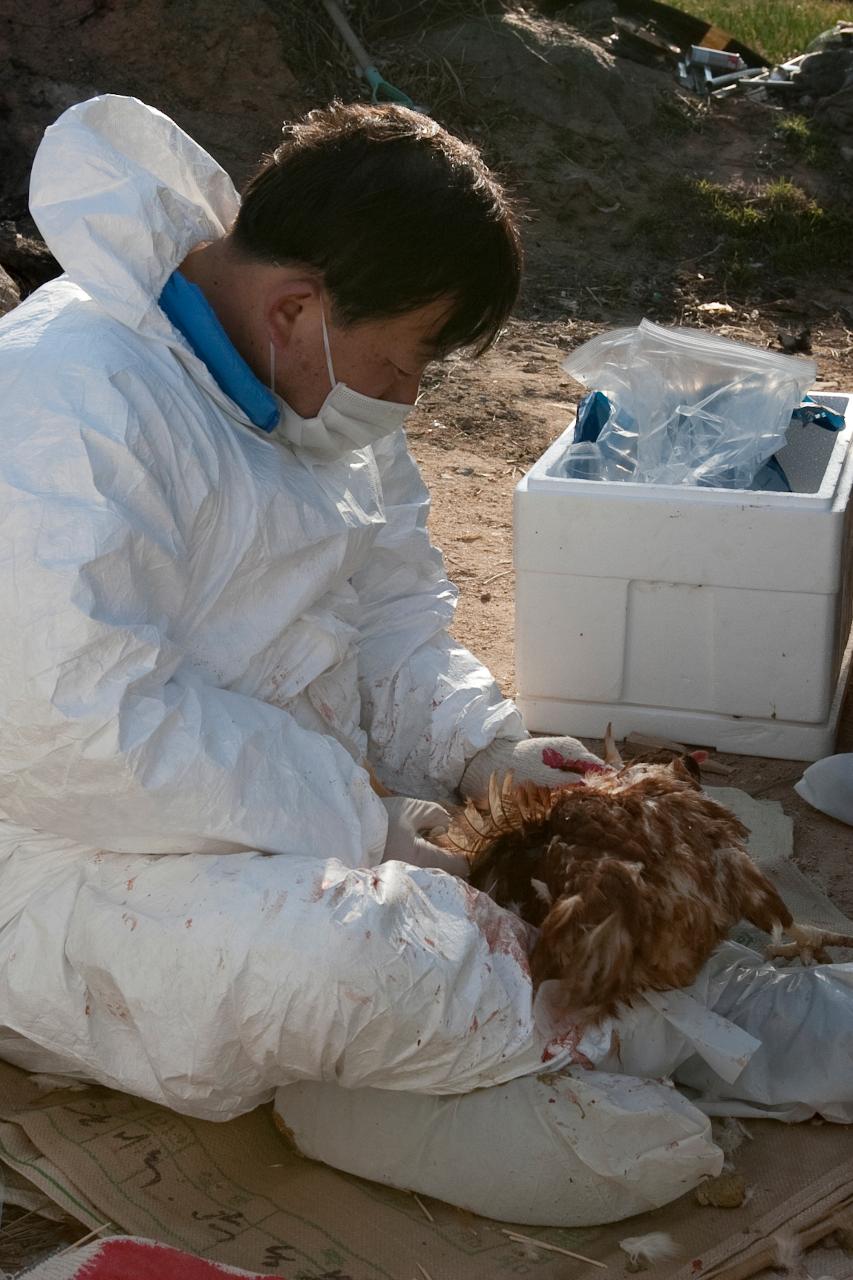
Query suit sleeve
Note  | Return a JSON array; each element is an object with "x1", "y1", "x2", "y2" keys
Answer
[
  {"x1": 0, "y1": 377, "x2": 386, "y2": 863},
  {"x1": 352, "y1": 429, "x2": 524, "y2": 798}
]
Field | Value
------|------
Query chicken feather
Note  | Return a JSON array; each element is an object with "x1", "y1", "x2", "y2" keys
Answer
[{"x1": 458, "y1": 754, "x2": 853, "y2": 1023}]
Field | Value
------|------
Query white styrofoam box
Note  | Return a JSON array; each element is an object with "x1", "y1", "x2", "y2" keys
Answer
[{"x1": 514, "y1": 393, "x2": 853, "y2": 760}]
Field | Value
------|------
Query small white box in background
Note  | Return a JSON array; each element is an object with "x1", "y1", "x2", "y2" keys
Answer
[
  {"x1": 689, "y1": 44, "x2": 746, "y2": 71},
  {"x1": 514, "y1": 393, "x2": 853, "y2": 760}
]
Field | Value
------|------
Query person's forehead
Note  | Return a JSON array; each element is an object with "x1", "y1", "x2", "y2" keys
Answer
[{"x1": 375, "y1": 298, "x2": 453, "y2": 352}]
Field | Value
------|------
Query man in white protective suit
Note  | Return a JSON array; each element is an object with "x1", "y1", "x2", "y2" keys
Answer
[{"x1": 0, "y1": 94, "x2": 610, "y2": 1113}]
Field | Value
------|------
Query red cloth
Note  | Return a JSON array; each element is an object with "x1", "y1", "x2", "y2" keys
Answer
[{"x1": 23, "y1": 1236, "x2": 287, "y2": 1279}]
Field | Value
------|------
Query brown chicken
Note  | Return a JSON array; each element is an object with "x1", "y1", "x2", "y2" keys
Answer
[{"x1": 458, "y1": 735, "x2": 853, "y2": 1023}]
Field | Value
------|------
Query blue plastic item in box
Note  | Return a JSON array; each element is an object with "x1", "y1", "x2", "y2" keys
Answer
[{"x1": 568, "y1": 391, "x2": 844, "y2": 492}]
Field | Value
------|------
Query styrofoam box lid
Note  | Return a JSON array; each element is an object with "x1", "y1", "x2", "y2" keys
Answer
[{"x1": 522, "y1": 393, "x2": 853, "y2": 511}]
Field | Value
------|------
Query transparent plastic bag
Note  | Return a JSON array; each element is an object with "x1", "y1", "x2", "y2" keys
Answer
[
  {"x1": 559, "y1": 320, "x2": 816, "y2": 488},
  {"x1": 796, "y1": 754, "x2": 853, "y2": 826}
]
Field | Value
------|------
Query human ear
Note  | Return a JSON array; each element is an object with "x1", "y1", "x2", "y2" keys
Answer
[{"x1": 266, "y1": 278, "x2": 319, "y2": 352}]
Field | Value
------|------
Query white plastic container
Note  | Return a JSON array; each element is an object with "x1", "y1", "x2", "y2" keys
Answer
[{"x1": 514, "y1": 393, "x2": 853, "y2": 760}]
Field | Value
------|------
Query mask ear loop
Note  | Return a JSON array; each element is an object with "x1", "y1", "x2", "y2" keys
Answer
[
  {"x1": 269, "y1": 340, "x2": 276, "y2": 394},
  {"x1": 320, "y1": 303, "x2": 337, "y2": 390}
]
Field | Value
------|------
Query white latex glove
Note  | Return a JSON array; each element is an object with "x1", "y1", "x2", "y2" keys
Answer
[
  {"x1": 380, "y1": 797, "x2": 469, "y2": 878},
  {"x1": 460, "y1": 735, "x2": 608, "y2": 803}
]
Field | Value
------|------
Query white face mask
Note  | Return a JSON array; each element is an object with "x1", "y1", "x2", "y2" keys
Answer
[{"x1": 270, "y1": 307, "x2": 414, "y2": 462}]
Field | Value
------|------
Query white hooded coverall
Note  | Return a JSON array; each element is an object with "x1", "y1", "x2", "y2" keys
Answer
[{"x1": 0, "y1": 94, "x2": 566, "y2": 1115}]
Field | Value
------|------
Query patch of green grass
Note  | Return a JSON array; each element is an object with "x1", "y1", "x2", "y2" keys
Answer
[
  {"x1": 664, "y1": 0, "x2": 847, "y2": 64},
  {"x1": 683, "y1": 175, "x2": 853, "y2": 279},
  {"x1": 777, "y1": 113, "x2": 811, "y2": 141},
  {"x1": 630, "y1": 173, "x2": 853, "y2": 292},
  {"x1": 774, "y1": 113, "x2": 838, "y2": 167}
]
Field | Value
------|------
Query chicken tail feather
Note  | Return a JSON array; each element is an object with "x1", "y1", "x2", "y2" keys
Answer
[{"x1": 531, "y1": 880, "x2": 638, "y2": 1021}]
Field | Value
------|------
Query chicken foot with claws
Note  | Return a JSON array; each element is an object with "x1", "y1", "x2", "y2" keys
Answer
[{"x1": 767, "y1": 921, "x2": 853, "y2": 966}]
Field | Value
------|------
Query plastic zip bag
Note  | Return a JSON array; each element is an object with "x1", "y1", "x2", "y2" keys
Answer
[
  {"x1": 560, "y1": 320, "x2": 816, "y2": 488},
  {"x1": 571, "y1": 390, "x2": 795, "y2": 491}
]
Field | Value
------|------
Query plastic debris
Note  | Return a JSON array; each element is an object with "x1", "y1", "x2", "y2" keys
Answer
[
  {"x1": 677, "y1": 53, "x2": 765, "y2": 95},
  {"x1": 796, "y1": 754, "x2": 853, "y2": 827},
  {"x1": 791, "y1": 396, "x2": 846, "y2": 432},
  {"x1": 608, "y1": 16, "x2": 682, "y2": 68},
  {"x1": 689, "y1": 45, "x2": 744, "y2": 71},
  {"x1": 604, "y1": 3, "x2": 767, "y2": 78}
]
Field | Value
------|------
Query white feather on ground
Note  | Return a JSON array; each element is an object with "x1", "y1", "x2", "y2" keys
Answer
[
  {"x1": 29, "y1": 1073, "x2": 89, "y2": 1093},
  {"x1": 715, "y1": 1116, "x2": 752, "y2": 1156},
  {"x1": 772, "y1": 1233, "x2": 810, "y2": 1279},
  {"x1": 619, "y1": 1233, "x2": 681, "y2": 1265},
  {"x1": 713, "y1": 1115, "x2": 753, "y2": 1170}
]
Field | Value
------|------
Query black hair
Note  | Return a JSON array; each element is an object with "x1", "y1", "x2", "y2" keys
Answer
[{"x1": 232, "y1": 101, "x2": 522, "y2": 356}]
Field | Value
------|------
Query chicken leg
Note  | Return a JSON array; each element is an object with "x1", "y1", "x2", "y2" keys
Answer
[{"x1": 767, "y1": 921, "x2": 853, "y2": 966}]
